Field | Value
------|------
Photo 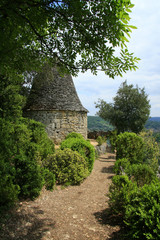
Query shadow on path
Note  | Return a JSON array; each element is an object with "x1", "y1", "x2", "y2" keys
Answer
[
  {"x1": 101, "y1": 165, "x2": 114, "y2": 174},
  {"x1": 94, "y1": 208, "x2": 125, "y2": 240},
  {"x1": 0, "y1": 205, "x2": 55, "y2": 240}
]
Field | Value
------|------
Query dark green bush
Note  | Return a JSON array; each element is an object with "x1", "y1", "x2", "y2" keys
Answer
[
  {"x1": 0, "y1": 117, "x2": 55, "y2": 209},
  {"x1": 44, "y1": 149, "x2": 89, "y2": 185},
  {"x1": 139, "y1": 131, "x2": 159, "y2": 171},
  {"x1": 116, "y1": 132, "x2": 145, "y2": 164},
  {"x1": 65, "y1": 132, "x2": 84, "y2": 140},
  {"x1": 14, "y1": 154, "x2": 44, "y2": 199},
  {"x1": 42, "y1": 168, "x2": 56, "y2": 190},
  {"x1": 96, "y1": 136, "x2": 106, "y2": 146},
  {"x1": 22, "y1": 118, "x2": 55, "y2": 159},
  {"x1": 60, "y1": 137, "x2": 95, "y2": 173},
  {"x1": 114, "y1": 160, "x2": 158, "y2": 187},
  {"x1": 113, "y1": 158, "x2": 130, "y2": 175},
  {"x1": 125, "y1": 163, "x2": 158, "y2": 187},
  {"x1": 109, "y1": 130, "x2": 118, "y2": 152},
  {"x1": 108, "y1": 175, "x2": 137, "y2": 216},
  {"x1": 124, "y1": 182, "x2": 160, "y2": 240},
  {"x1": 0, "y1": 157, "x2": 19, "y2": 212},
  {"x1": 109, "y1": 131, "x2": 160, "y2": 239}
]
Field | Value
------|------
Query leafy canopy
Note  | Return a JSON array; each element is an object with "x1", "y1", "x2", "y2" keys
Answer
[
  {"x1": 95, "y1": 81, "x2": 151, "y2": 133},
  {"x1": 0, "y1": 0, "x2": 139, "y2": 77}
]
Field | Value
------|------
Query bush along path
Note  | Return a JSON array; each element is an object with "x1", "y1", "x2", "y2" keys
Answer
[{"x1": 0, "y1": 152, "x2": 123, "y2": 240}]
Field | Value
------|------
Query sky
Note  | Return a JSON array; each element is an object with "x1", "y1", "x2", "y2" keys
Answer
[{"x1": 73, "y1": 0, "x2": 160, "y2": 117}]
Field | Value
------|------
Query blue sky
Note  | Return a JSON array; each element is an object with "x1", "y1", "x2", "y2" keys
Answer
[{"x1": 73, "y1": 0, "x2": 160, "y2": 117}]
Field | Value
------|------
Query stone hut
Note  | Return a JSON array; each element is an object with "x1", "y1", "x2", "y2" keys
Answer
[{"x1": 24, "y1": 64, "x2": 88, "y2": 143}]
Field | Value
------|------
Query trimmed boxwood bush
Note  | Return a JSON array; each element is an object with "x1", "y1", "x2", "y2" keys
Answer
[
  {"x1": 114, "y1": 160, "x2": 158, "y2": 187},
  {"x1": 124, "y1": 182, "x2": 160, "y2": 240},
  {"x1": 116, "y1": 132, "x2": 145, "y2": 164},
  {"x1": 139, "y1": 131, "x2": 159, "y2": 171},
  {"x1": 108, "y1": 131, "x2": 160, "y2": 239},
  {"x1": 113, "y1": 158, "x2": 130, "y2": 175},
  {"x1": 60, "y1": 137, "x2": 95, "y2": 173},
  {"x1": 108, "y1": 175, "x2": 137, "y2": 216},
  {"x1": 44, "y1": 149, "x2": 89, "y2": 185},
  {"x1": 125, "y1": 163, "x2": 158, "y2": 187},
  {"x1": 65, "y1": 132, "x2": 84, "y2": 140}
]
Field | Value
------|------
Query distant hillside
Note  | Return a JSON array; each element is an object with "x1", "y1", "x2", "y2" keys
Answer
[
  {"x1": 88, "y1": 116, "x2": 160, "y2": 132},
  {"x1": 87, "y1": 116, "x2": 114, "y2": 131},
  {"x1": 145, "y1": 118, "x2": 160, "y2": 131},
  {"x1": 149, "y1": 117, "x2": 160, "y2": 122}
]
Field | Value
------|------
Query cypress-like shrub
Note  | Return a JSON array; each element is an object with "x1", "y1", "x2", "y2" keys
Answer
[
  {"x1": 60, "y1": 137, "x2": 95, "y2": 173},
  {"x1": 41, "y1": 168, "x2": 56, "y2": 190},
  {"x1": 44, "y1": 149, "x2": 89, "y2": 185},
  {"x1": 109, "y1": 130, "x2": 118, "y2": 152},
  {"x1": 0, "y1": 157, "x2": 19, "y2": 212},
  {"x1": 14, "y1": 154, "x2": 44, "y2": 199},
  {"x1": 0, "y1": 117, "x2": 55, "y2": 210}
]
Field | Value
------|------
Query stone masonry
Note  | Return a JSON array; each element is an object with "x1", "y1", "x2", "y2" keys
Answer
[{"x1": 24, "y1": 64, "x2": 88, "y2": 143}]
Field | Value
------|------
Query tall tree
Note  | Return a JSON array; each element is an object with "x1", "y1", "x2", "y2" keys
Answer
[
  {"x1": 95, "y1": 81, "x2": 151, "y2": 133},
  {"x1": 0, "y1": 0, "x2": 139, "y2": 77}
]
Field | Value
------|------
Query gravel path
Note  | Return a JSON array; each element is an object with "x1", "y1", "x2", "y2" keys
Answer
[{"x1": 1, "y1": 152, "x2": 122, "y2": 240}]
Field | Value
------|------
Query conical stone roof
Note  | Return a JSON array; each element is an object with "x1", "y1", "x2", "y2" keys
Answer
[{"x1": 25, "y1": 64, "x2": 88, "y2": 112}]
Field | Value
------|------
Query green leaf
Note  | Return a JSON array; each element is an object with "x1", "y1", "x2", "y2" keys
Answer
[
  {"x1": 126, "y1": 8, "x2": 132, "y2": 13},
  {"x1": 128, "y1": 25, "x2": 138, "y2": 30},
  {"x1": 128, "y1": 4, "x2": 135, "y2": 9}
]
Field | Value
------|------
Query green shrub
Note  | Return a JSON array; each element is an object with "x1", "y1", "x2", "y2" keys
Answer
[
  {"x1": 42, "y1": 168, "x2": 56, "y2": 190},
  {"x1": 22, "y1": 118, "x2": 55, "y2": 159},
  {"x1": 44, "y1": 149, "x2": 89, "y2": 185},
  {"x1": 60, "y1": 138, "x2": 95, "y2": 173},
  {"x1": 126, "y1": 163, "x2": 158, "y2": 187},
  {"x1": 108, "y1": 175, "x2": 137, "y2": 216},
  {"x1": 139, "y1": 131, "x2": 159, "y2": 171},
  {"x1": 0, "y1": 117, "x2": 55, "y2": 209},
  {"x1": 108, "y1": 131, "x2": 160, "y2": 239},
  {"x1": 113, "y1": 158, "x2": 130, "y2": 175},
  {"x1": 114, "y1": 159, "x2": 158, "y2": 187},
  {"x1": 96, "y1": 136, "x2": 106, "y2": 146},
  {"x1": 116, "y1": 132, "x2": 145, "y2": 164},
  {"x1": 124, "y1": 182, "x2": 160, "y2": 240},
  {"x1": 0, "y1": 157, "x2": 19, "y2": 213},
  {"x1": 14, "y1": 154, "x2": 44, "y2": 199},
  {"x1": 109, "y1": 130, "x2": 118, "y2": 152},
  {"x1": 65, "y1": 132, "x2": 84, "y2": 140}
]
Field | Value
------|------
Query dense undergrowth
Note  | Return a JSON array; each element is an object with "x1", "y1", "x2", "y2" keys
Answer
[
  {"x1": 108, "y1": 131, "x2": 160, "y2": 239},
  {"x1": 0, "y1": 118, "x2": 55, "y2": 212},
  {"x1": 0, "y1": 127, "x2": 95, "y2": 214}
]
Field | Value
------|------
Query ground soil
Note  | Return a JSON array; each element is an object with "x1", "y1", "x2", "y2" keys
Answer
[{"x1": 0, "y1": 150, "x2": 123, "y2": 240}]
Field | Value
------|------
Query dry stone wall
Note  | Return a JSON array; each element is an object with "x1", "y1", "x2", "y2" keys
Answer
[{"x1": 25, "y1": 109, "x2": 87, "y2": 144}]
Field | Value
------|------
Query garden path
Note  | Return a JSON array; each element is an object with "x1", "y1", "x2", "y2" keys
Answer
[{"x1": 1, "y1": 152, "x2": 122, "y2": 240}]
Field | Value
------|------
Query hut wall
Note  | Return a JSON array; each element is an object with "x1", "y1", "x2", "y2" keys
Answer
[{"x1": 25, "y1": 110, "x2": 87, "y2": 143}]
